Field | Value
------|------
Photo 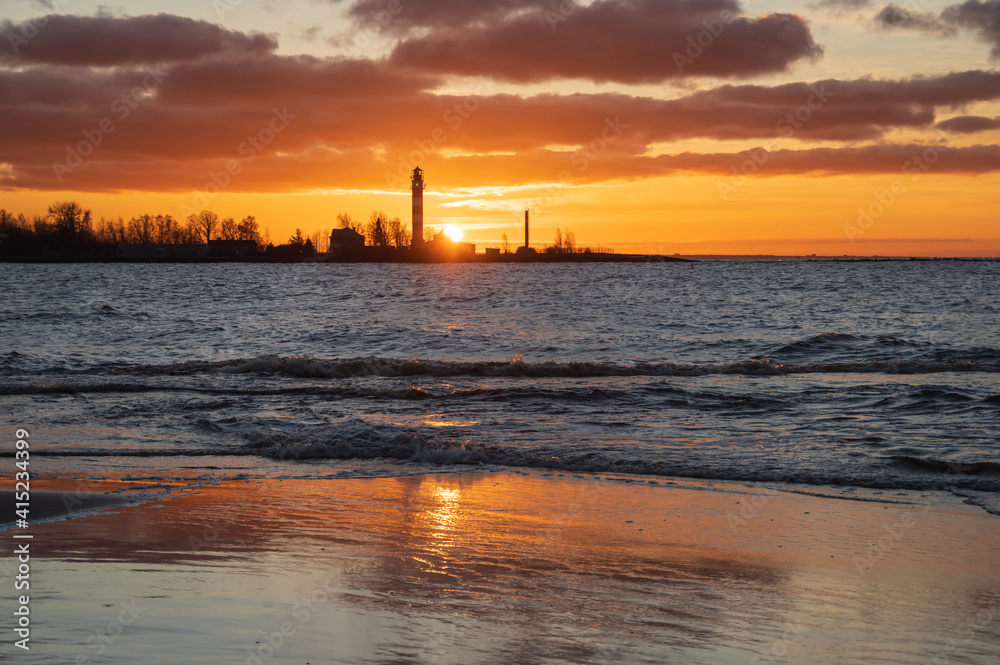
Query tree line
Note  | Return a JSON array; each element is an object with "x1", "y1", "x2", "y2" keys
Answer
[
  {"x1": 336, "y1": 210, "x2": 417, "y2": 248},
  {"x1": 0, "y1": 202, "x2": 341, "y2": 256},
  {"x1": 0, "y1": 203, "x2": 270, "y2": 248},
  {"x1": 2, "y1": 201, "x2": 612, "y2": 257},
  {"x1": 0, "y1": 202, "x2": 416, "y2": 254}
]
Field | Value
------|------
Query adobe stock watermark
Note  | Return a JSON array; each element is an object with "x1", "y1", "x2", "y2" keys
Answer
[
  {"x1": 74, "y1": 599, "x2": 145, "y2": 664},
  {"x1": 717, "y1": 82, "x2": 834, "y2": 201},
  {"x1": 931, "y1": 590, "x2": 1000, "y2": 665},
  {"x1": 214, "y1": 0, "x2": 245, "y2": 20},
  {"x1": 383, "y1": 80, "x2": 497, "y2": 188},
  {"x1": 51, "y1": 65, "x2": 169, "y2": 183},
  {"x1": 852, "y1": 508, "x2": 923, "y2": 577},
  {"x1": 340, "y1": 0, "x2": 417, "y2": 56},
  {"x1": 672, "y1": 9, "x2": 739, "y2": 72},
  {"x1": 725, "y1": 482, "x2": 794, "y2": 533},
  {"x1": 180, "y1": 106, "x2": 295, "y2": 217},
  {"x1": 525, "y1": 116, "x2": 629, "y2": 215},
  {"x1": 546, "y1": 0, "x2": 581, "y2": 29},
  {"x1": 245, "y1": 572, "x2": 341, "y2": 665},
  {"x1": 750, "y1": 622, "x2": 807, "y2": 665},
  {"x1": 843, "y1": 142, "x2": 947, "y2": 242},
  {"x1": 5, "y1": 0, "x2": 73, "y2": 54}
]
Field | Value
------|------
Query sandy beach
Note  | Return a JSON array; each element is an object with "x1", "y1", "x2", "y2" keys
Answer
[{"x1": 3, "y1": 471, "x2": 998, "y2": 664}]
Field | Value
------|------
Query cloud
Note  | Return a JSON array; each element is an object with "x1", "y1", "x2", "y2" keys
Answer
[
  {"x1": 385, "y1": 0, "x2": 823, "y2": 83},
  {"x1": 342, "y1": 0, "x2": 534, "y2": 33},
  {"x1": 941, "y1": 0, "x2": 1000, "y2": 59},
  {"x1": 6, "y1": 60, "x2": 999, "y2": 164},
  {"x1": 809, "y1": 0, "x2": 872, "y2": 13},
  {"x1": 873, "y1": 4, "x2": 954, "y2": 33},
  {"x1": 156, "y1": 55, "x2": 441, "y2": 104},
  {"x1": 0, "y1": 13, "x2": 277, "y2": 66},
  {"x1": 937, "y1": 115, "x2": 1000, "y2": 133},
  {"x1": 8, "y1": 141, "x2": 1000, "y2": 194},
  {"x1": 874, "y1": 1, "x2": 1000, "y2": 59},
  {"x1": 0, "y1": 14, "x2": 996, "y2": 194},
  {"x1": 3, "y1": 60, "x2": 1000, "y2": 193}
]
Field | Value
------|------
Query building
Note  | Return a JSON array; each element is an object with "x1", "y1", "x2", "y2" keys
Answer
[
  {"x1": 424, "y1": 229, "x2": 475, "y2": 259},
  {"x1": 328, "y1": 227, "x2": 365, "y2": 258},
  {"x1": 411, "y1": 166, "x2": 424, "y2": 252},
  {"x1": 117, "y1": 243, "x2": 208, "y2": 259},
  {"x1": 208, "y1": 239, "x2": 259, "y2": 258}
]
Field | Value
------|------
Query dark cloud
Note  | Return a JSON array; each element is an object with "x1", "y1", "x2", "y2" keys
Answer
[
  {"x1": 6, "y1": 60, "x2": 998, "y2": 159},
  {"x1": 873, "y1": 4, "x2": 954, "y2": 33},
  {"x1": 875, "y1": 1, "x2": 1000, "y2": 59},
  {"x1": 941, "y1": 0, "x2": 1000, "y2": 58},
  {"x1": 936, "y1": 114, "x2": 1000, "y2": 133},
  {"x1": 3, "y1": 49, "x2": 1000, "y2": 193},
  {"x1": 386, "y1": 0, "x2": 823, "y2": 83},
  {"x1": 156, "y1": 55, "x2": 441, "y2": 104},
  {"x1": 703, "y1": 70, "x2": 1000, "y2": 109},
  {"x1": 343, "y1": 0, "x2": 533, "y2": 33},
  {"x1": 0, "y1": 13, "x2": 277, "y2": 66},
  {"x1": 0, "y1": 13, "x2": 994, "y2": 193},
  {"x1": 809, "y1": 0, "x2": 872, "y2": 13},
  {"x1": 7, "y1": 141, "x2": 1000, "y2": 194}
]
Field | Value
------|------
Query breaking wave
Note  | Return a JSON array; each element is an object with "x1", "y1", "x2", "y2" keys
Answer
[{"x1": 103, "y1": 354, "x2": 1000, "y2": 379}]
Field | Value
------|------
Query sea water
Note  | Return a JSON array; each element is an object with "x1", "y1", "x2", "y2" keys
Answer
[{"x1": 1, "y1": 260, "x2": 997, "y2": 511}]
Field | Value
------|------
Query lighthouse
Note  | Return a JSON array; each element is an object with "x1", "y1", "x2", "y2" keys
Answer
[{"x1": 411, "y1": 166, "x2": 424, "y2": 251}]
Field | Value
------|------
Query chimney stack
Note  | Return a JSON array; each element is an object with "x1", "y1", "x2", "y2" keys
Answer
[{"x1": 524, "y1": 210, "x2": 529, "y2": 249}]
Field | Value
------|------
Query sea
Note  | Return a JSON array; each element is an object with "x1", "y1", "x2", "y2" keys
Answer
[{"x1": 1, "y1": 259, "x2": 998, "y2": 513}]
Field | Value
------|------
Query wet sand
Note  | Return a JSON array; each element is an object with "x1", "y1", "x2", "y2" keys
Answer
[{"x1": 3, "y1": 472, "x2": 999, "y2": 664}]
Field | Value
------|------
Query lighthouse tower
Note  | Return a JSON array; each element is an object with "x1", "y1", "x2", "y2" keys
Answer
[{"x1": 411, "y1": 167, "x2": 424, "y2": 251}]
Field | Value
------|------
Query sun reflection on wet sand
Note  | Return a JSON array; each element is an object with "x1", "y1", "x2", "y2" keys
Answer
[{"x1": 11, "y1": 473, "x2": 1000, "y2": 665}]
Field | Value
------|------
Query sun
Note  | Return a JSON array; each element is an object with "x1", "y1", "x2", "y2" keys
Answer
[{"x1": 444, "y1": 225, "x2": 463, "y2": 242}]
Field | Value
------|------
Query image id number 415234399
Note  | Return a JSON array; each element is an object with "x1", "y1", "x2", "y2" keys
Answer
[{"x1": 13, "y1": 427, "x2": 32, "y2": 651}]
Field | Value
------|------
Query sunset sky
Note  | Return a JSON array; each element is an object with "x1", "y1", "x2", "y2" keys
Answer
[{"x1": 2, "y1": 0, "x2": 999, "y2": 255}]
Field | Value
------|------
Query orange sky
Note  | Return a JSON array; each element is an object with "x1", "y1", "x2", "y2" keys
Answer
[{"x1": 2, "y1": 1, "x2": 999, "y2": 255}]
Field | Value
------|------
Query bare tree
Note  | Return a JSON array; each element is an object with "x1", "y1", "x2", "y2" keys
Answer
[
  {"x1": 127, "y1": 214, "x2": 155, "y2": 243},
  {"x1": 32, "y1": 216, "x2": 51, "y2": 238},
  {"x1": 564, "y1": 229, "x2": 576, "y2": 254},
  {"x1": 48, "y1": 201, "x2": 92, "y2": 240},
  {"x1": 187, "y1": 210, "x2": 219, "y2": 243},
  {"x1": 317, "y1": 227, "x2": 330, "y2": 253},
  {"x1": 236, "y1": 216, "x2": 263, "y2": 249},
  {"x1": 501, "y1": 232, "x2": 510, "y2": 254},
  {"x1": 386, "y1": 216, "x2": 411, "y2": 248},
  {"x1": 0, "y1": 209, "x2": 29, "y2": 233},
  {"x1": 424, "y1": 226, "x2": 437, "y2": 242},
  {"x1": 105, "y1": 217, "x2": 127, "y2": 243},
  {"x1": 366, "y1": 210, "x2": 390, "y2": 247},
  {"x1": 337, "y1": 212, "x2": 365, "y2": 234},
  {"x1": 152, "y1": 215, "x2": 180, "y2": 244},
  {"x1": 219, "y1": 217, "x2": 238, "y2": 240}
]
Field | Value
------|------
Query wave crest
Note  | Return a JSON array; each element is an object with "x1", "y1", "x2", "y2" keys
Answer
[{"x1": 129, "y1": 354, "x2": 1000, "y2": 379}]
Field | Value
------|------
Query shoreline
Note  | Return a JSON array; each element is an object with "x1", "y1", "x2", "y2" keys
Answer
[
  {"x1": 3, "y1": 255, "x2": 998, "y2": 264},
  {"x1": 2, "y1": 253, "x2": 690, "y2": 264}
]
